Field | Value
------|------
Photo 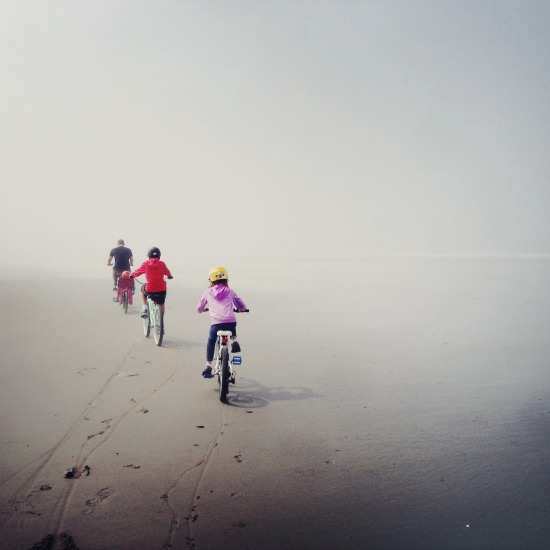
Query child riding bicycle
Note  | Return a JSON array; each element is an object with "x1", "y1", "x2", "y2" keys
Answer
[
  {"x1": 130, "y1": 247, "x2": 173, "y2": 318},
  {"x1": 114, "y1": 270, "x2": 134, "y2": 305},
  {"x1": 197, "y1": 266, "x2": 247, "y2": 378}
]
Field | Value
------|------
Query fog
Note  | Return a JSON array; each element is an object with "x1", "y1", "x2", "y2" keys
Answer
[{"x1": 1, "y1": 1, "x2": 549, "y2": 277}]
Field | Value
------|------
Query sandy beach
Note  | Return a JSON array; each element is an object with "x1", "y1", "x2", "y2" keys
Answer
[
  {"x1": 2, "y1": 1, "x2": 550, "y2": 547},
  {"x1": 1, "y1": 257, "x2": 549, "y2": 549}
]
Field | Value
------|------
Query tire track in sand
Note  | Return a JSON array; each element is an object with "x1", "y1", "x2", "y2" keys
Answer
[
  {"x1": 161, "y1": 405, "x2": 230, "y2": 549},
  {"x1": 0, "y1": 338, "x2": 181, "y2": 542},
  {"x1": 52, "y1": 348, "x2": 182, "y2": 537}
]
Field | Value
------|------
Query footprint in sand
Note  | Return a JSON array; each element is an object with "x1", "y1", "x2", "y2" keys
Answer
[
  {"x1": 86, "y1": 429, "x2": 106, "y2": 440},
  {"x1": 86, "y1": 419, "x2": 113, "y2": 440},
  {"x1": 65, "y1": 465, "x2": 91, "y2": 479},
  {"x1": 33, "y1": 485, "x2": 52, "y2": 493},
  {"x1": 8, "y1": 496, "x2": 41, "y2": 517},
  {"x1": 76, "y1": 368, "x2": 97, "y2": 376},
  {"x1": 81, "y1": 487, "x2": 115, "y2": 515}
]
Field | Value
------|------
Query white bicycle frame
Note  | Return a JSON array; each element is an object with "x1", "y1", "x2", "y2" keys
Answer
[{"x1": 147, "y1": 296, "x2": 160, "y2": 328}]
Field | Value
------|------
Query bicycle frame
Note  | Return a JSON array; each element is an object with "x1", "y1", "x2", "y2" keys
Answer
[{"x1": 142, "y1": 296, "x2": 164, "y2": 346}]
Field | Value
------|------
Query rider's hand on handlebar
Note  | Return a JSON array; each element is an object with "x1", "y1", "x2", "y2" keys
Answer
[{"x1": 202, "y1": 307, "x2": 248, "y2": 312}]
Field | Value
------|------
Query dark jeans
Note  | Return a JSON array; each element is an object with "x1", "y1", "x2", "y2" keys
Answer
[{"x1": 207, "y1": 322, "x2": 237, "y2": 361}]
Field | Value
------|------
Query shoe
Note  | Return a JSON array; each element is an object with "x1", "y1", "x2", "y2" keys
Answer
[
  {"x1": 140, "y1": 309, "x2": 148, "y2": 318},
  {"x1": 113, "y1": 286, "x2": 117, "y2": 291},
  {"x1": 231, "y1": 341, "x2": 241, "y2": 353},
  {"x1": 202, "y1": 366, "x2": 213, "y2": 378}
]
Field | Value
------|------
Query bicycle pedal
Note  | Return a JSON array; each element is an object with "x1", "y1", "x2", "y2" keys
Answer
[{"x1": 231, "y1": 356, "x2": 242, "y2": 365}]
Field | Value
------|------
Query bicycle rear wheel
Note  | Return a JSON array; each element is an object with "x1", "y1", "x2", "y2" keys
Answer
[
  {"x1": 122, "y1": 290, "x2": 129, "y2": 314},
  {"x1": 219, "y1": 348, "x2": 230, "y2": 403},
  {"x1": 153, "y1": 304, "x2": 164, "y2": 346}
]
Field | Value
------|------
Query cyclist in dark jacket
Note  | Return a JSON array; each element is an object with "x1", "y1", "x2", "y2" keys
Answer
[{"x1": 107, "y1": 239, "x2": 133, "y2": 290}]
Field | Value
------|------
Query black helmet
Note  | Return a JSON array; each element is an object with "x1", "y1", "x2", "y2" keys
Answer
[{"x1": 147, "y1": 247, "x2": 161, "y2": 259}]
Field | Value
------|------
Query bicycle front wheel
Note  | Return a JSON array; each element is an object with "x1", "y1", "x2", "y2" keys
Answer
[
  {"x1": 219, "y1": 348, "x2": 230, "y2": 403},
  {"x1": 153, "y1": 304, "x2": 164, "y2": 346},
  {"x1": 122, "y1": 290, "x2": 129, "y2": 314},
  {"x1": 142, "y1": 307, "x2": 150, "y2": 337}
]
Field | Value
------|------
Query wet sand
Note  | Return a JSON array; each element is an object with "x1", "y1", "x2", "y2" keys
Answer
[{"x1": 1, "y1": 258, "x2": 549, "y2": 549}]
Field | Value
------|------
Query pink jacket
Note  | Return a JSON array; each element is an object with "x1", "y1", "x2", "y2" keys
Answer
[{"x1": 197, "y1": 284, "x2": 247, "y2": 324}]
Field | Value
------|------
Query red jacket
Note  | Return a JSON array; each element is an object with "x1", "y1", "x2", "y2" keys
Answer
[{"x1": 131, "y1": 259, "x2": 172, "y2": 292}]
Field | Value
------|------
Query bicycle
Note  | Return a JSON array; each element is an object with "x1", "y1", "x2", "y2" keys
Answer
[
  {"x1": 142, "y1": 295, "x2": 164, "y2": 346},
  {"x1": 208, "y1": 309, "x2": 249, "y2": 403},
  {"x1": 113, "y1": 272, "x2": 135, "y2": 314},
  {"x1": 112, "y1": 286, "x2": 131, "y2": 313},
  {"x1": 139, "y1": 276, "x2": 172, "y2": 346}
]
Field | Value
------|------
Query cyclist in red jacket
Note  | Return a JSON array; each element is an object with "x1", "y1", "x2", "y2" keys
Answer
[{"x1": 130, "y1": 247, "x2": 173, "y2": 318}]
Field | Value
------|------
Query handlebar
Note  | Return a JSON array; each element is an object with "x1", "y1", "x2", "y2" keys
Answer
[
  {"x1": 203, "y1": 308, "x2": 249, "y2": 312},
  {"x1": 128, "y1": 276, "x2": 172, "y2": 282}
]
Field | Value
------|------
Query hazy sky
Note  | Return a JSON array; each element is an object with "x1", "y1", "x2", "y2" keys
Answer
[{"x1": 1, "y1": 1, "x2": 549, "y2": 272}]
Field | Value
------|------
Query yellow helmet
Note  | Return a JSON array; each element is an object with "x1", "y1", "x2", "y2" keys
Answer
[{"x1": 208, "y1": 266, "x2": 228, "y2": 282}]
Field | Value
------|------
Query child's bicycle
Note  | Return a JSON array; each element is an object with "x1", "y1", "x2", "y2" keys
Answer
[
  {"x1": 113, "y1": 272, "x2": 135, "y2": 313},
  {"x1": 142, "y1": 294, "x2": 164, "y2": 346},
  {"x1": 117, "y1": 287, "x2": 131, "y2": 314},
  {"x1": 209, "y1": 309, "x2": 249, "y2": 403},
  {"x1": 138, "y1": 277, "x2": 171, "y2": 346},
  {"x1": 112, "y1": 272, "x2": 135, "y2": 314}
]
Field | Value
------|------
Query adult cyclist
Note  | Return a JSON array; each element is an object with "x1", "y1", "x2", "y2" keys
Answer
[
  {"x1": 107, "y1": 239, "x2": 133, "y2": 290},
  {"x1": 130, "y1": 247, "x2": 173, "y2": 318}
]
